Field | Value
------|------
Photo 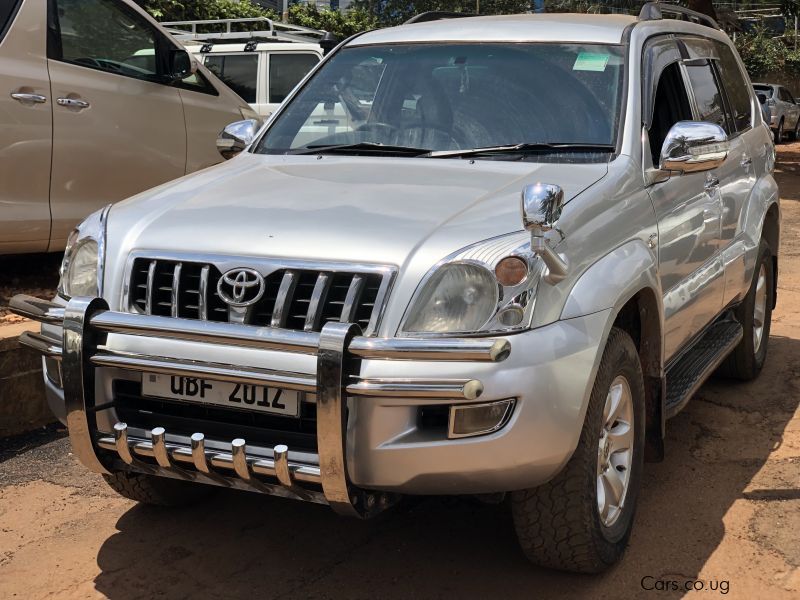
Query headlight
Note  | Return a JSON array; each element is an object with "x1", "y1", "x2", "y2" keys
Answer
[
  {"x1": 399, "y1": 233, "x2": 541, "y2": 336},
  {"x1": 58, "y1": 205, "x2": 111, "y2": 299},
  {"x1": 402, "y1": 263, "x2": 499, "y2": 334}
]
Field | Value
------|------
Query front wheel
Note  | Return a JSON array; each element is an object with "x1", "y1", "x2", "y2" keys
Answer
[{"x1": 511, "y1": 327, "x2": 645, "y2": 573}]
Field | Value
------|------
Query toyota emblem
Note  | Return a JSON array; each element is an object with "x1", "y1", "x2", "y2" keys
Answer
[{"x1": 217, "y1": 268, "x2": 265, "y2": 307}]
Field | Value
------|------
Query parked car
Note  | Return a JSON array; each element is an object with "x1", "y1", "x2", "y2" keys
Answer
[
  {"x1": 12, "y1": 4, "x2": 779, "y2": 573},
  {"x1": 753, "y1": 82, "x2": 800, "y2": 143},
  {"x1": 0, "y1": 0, "x2": 258, "y2": 255},
  {"x1": 166, "y1": 18, "x2": 326, "y2": 118},
  {"x1": 756, "y1": 91, "x2": 772, "y2": 125}
]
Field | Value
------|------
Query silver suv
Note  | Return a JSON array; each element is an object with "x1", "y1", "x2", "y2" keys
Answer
[
  {"x1": 753, "y1": 82, "x2": 800, "y2": 143},
  {"x1": 12, "y1": 4, "x2": 779, "y2": 573}
]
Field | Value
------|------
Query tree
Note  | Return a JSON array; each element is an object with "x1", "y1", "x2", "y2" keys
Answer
[{"x1": 134, "y1": 0, "x2": 270, "y2": 21}]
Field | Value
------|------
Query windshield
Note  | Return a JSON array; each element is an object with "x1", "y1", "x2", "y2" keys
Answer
[{"x1": 256, "y1": 42, "x2": 626, "y2": 159}]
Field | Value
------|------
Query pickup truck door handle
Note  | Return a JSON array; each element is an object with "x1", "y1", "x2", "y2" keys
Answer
[
  {"x1": 56, "y1": 97, "x2": 90, "y2": 109},
  {"x1": 11, "y1": 92, "x2": 47, "y2": 104},
  {"x1": 704, "y1": 174, "x2": 720, "y2": 193}
]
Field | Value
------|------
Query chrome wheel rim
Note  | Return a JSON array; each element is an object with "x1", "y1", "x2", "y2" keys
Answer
[
  {"x1": 596, "y1": 375, "x2": 634, "y2": 528},
  {"x1": 753, "y1": 263, "x2": 768, "y2": 353}
]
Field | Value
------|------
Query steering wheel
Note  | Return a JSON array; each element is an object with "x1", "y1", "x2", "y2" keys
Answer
[{"x1": 355, "y1": 122, "x2": 398, "y2": 137}]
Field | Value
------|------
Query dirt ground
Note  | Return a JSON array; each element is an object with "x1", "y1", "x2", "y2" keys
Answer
[
  {"x1": 0, "y1": 253, "x2": 61, "y2": 324},
  {"x1": 1, "y1": 145, "x2": 800, "y2": 600}
]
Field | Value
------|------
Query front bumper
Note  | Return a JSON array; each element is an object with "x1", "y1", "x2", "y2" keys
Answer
[{"x1": 13, "y1": 294, "x2": 608, "y2": 515}]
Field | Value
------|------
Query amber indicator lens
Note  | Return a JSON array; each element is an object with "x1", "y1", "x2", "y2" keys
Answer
[{"x1": 495, "y1": 256, "x2": 528, "y2": 286}]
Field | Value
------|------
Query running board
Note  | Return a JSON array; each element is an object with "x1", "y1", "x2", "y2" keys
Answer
[{"x1": 665, "y1": 320, "x2": 743, "y2": 419}]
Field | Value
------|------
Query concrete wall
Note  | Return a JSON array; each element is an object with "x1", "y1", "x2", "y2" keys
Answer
[{"x1": 0, "y1": 322, "x2": 54, "y2": 437}]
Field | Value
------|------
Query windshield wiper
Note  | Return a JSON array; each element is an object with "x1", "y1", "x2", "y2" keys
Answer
[
  {"x1": 290, "y1": 142, "x2": 431, "y2": 156},
  {"x1": 425, "y1": 143, "x2": 615, "y2": 159}
]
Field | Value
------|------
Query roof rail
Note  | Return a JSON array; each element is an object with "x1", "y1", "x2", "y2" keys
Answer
[
  {"x1": 404, "y1": 11, "x2": 476, "y2": 25},
  {"x1": 162, "y1": 17, "x2": 325, "y2": 46},
  {"x1": 638, "y1": 2, "x2": 721, "y2": 30}
]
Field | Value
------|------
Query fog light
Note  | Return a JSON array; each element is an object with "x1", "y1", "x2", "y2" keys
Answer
[
  {"x1": 497, "y1": 304, "x2": 524, "y2": 326},
  {"x1": 448, "y1": 399, "x2": 515, "y2": 438}
]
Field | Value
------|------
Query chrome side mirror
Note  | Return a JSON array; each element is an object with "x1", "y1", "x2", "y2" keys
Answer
[
  {"x1": 521, "y1": 183, "x2": 569, "y2": 284},
  {"x1": 217, "y1": 119, "x2": 258, "y2": 160},
  {"x1": 659, "y1": 121, "x2": 729, "y2": 174}
]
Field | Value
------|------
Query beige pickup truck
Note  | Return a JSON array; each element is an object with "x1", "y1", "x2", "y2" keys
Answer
[{"x1": 0, "y1": 0, "x2": 257, "y2": 255}]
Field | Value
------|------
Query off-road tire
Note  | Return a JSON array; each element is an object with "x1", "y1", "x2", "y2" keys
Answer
[
  {"x1": 511, "y1": 327, "x2": 646, "y2": 573},
  {"x1": 717, "y1": 240, "x2": 774, "y2": 380},
  {"x1": 103, "y1": 471, "x2": 213, "y2": 506}
]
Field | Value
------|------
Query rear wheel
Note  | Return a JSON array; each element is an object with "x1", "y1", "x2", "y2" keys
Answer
[
  {"x1": 793, "y1": 118, "x2": 800, "y2": 141},
  {"x1": 774, "y1": 119, "x2": 784, "y2": 144},
  {"x1": 718, "y1": 240, "x2": 774, "y2": 380},
  {"x1": 103, "y1": 471, "x2": 213, "y2": 506},
  {"x1": 511, "y1": 328, "x2": 645, "y2": 573}
]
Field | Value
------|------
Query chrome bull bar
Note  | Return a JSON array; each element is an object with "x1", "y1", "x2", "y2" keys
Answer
[{"x1": 11, "y1": 294, "x2": 511, "y2": 517}]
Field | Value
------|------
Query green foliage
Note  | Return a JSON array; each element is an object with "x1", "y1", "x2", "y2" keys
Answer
[
  {"x1": 134, "y1": 0, "x2": 269, "y2": 21},
  {"x1": 734, "y1": 27, "x2": 792, "y2": 77},
  {"x1": 287, "y1": 5, "x2": 377, "y2": 38},
  {"x1": 350, "y1": 0, "x2": 532, "y2": 26}
]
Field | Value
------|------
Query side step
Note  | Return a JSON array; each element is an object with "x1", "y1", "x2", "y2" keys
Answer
[{"x1": 665, "y1": 320, "x2": 743, "y2": 419}]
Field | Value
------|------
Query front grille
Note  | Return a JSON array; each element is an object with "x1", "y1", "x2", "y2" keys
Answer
[
  {"x1": 113, "y1": 380, "x2": 319, "y2": 451},
  {"x1": 128, "y1": 257, "x2": 390, "y2": 334}
]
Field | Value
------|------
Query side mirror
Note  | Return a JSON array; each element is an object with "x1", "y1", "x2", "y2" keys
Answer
[
  {"x1": 168, "y1": 48, "x2": 196, "y2": 82},
  {"x1": 217, "y1": 119, "x2": 258, "y2": 159},
  {"x1": 659, "y1": 121, "x2": 729, "y2": 174},
  {"x1": 521, "y1": 183, "x2": 569, "y2": 284},
  {"x1": 757, "y1": 93, "x2": 767, "y2": 105}
]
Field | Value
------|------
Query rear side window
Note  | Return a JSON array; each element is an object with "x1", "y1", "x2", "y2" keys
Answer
[
  {"x1": 268, "y1": 53, "x2": 319, "y2": 104},
  {"x1": 685, "y1": 62, "x2": 730, "y2": 133},
  {"x1": 0, "y1": 0, "x2": 22, "y2": 43},
  {"x1": 714, "y1": 43, "x2": 752, "y2": 131},
  {"x1": 780, "y1": 87, "x2": 795, "y2": 103},
  {"x1": 754, "y1": 85, "x2": 773, "y2": 98},
  {"x1": 50, "y1": 0, "x2": 161, "y2": 82},
  {"x1": 204, "y1": 54, "x2": 257, "y2": 103}
]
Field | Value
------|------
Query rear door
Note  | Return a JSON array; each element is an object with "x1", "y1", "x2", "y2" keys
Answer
[
  {"x1": 779, "y1": 87, "x2": 800, "y2": 130},
  {"x1": 203, "y1": 52, "x2": 262, "y2": 113},
  {"x1": 266, "y1": 51, "x2": 320, "y2": 116},
  {"x1": 46, "y1": 0, "x2": 186, "y2": 249},
  {"x1": 0, "y1": 0, "x2": 52, "y2": 253}
]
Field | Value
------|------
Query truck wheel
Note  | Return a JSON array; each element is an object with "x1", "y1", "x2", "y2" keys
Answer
[
  {"x1": 718, "y1": 240, "x2": 774, "y2": 381},
  {"x1": 511, "y1": 327, "x2": 645, "y2": 573},
  {"x1": 774, "y1": 119, "x2": 784, "y2": 144},
  {"x1": 103, "y1": 471, "x2": 213, "y2": 507}
]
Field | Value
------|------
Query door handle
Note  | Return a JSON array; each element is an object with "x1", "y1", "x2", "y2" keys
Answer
[
  {"x1": 56, "y1": 97, "x2": 90, "y2": 109},
  {"x1": 704, "y1": 174, "x2": 720, "y2": 193},
  {"x1": 11, "y1": 92, "x2": 47, "y2": 104}
]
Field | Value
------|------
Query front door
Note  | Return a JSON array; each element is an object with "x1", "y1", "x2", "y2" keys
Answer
[
  {"x1": 0, "y1": 0, "x2": 52, "y2": 253},
  {"x1": 46, "y1": 0, "x2": 186, "y2": 249}
]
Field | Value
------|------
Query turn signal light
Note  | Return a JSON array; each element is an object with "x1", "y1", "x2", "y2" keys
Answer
[{"x1": 495, "y1": 256, "x2": 528, "y2": 286}]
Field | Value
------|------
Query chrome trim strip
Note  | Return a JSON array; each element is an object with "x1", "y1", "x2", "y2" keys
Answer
[
  {"x1": 347, "y1": 378, "x2": 483, "y2": 400},
  {"x1": 199, "y1": 265, "x2": 210, "y2": 321},
  {"x1": 9, "y1": 296, "x2": 65, "y2": 324},
  {"x1": 62, "y1": 297, "x2": 111, "y2": 475},
  {"x1": 348, "y1": 337, "x2": 511, "y2": 362},
  {"x1": 113, "y1": 423, "x2": 137, "y2": 466},
  {"x1": 145, "y1": 260, "x2": 156, "y2": 315},
  {"x1": 18, "y1": 331, "x2": 62, "y2": 358},
  {"x1": 340, "y1": 274, "x2": 364, "y2": 324},
  {"x1": 273, "y1": 444, "x2": 293, "y2": 488},
  {"x1": 97, "y1": 204, "x2": 111, "y2": 297},
  {"x1": 171, "y1": 263, "x2": 182, "y2": 318},
  {"x1": 367, "y1": 269, "x2": 396, "y2": 336},
  {"x1": 304, "y1": 272, "x2": 331, "y2": 332},
  {"x1": 190, "y1": 433, "x2": 210, "y2": 473},
  {"x1": 90, "y1": 351, "x2": 317, "y2": 393},
  {"x1": 271, "y1": 271, "x2": 297, "y2": 328}
]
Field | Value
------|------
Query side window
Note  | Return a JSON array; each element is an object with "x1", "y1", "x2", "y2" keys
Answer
[
  {"x1": 0, "y1": 0, "x2": 22, "y2": 43},
  {"x1": 714, "y1": 43, "x2": 752, "y2": 131},
  {"x1": 685, "y1": 62, "x2": 730, "y2": 133},
  {"x1": 204, "y1": 54, "x2": 257, "y2": 103},
  {"x1": 780, "y1": 88, "x2": 795, "y2": 103},
  {"x1": 50, "y1": 0, "x2": 161, "y2": 82},
  {"x1": 268, "y1": 53, "x2": 319, "y2": 104},
  {"x1": 648, "y1": 62, "x2": 693, "y2": 165}
]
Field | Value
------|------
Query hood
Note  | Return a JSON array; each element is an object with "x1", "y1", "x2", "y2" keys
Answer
[{"x1": 104, "y1": 153, "x2": 608, "y2": 319}]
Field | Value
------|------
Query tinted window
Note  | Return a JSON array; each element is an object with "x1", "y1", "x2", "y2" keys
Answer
[
  {"x1": 268, "y1": 53, "x2": 319, "y2": 104},
  {"x1": 52, "y1": 0, "x2": 160, "y2": 81},
  {"x1": 780, "y1": 87, "x2": 795, "y2": 103},
  {"x1": 754, "y1": 84, "x2": 774, "y2": 98},
  {"x1": 685, "y1": 62, "x2": 729, "y2": 133},
  {"x1": 649, "y1": 62, "x2": 693, "y2": 164},
  {"x1": 714, "y1": 43, "x2": 752, "y2": 131},
  {"x1": 0, "y1": 0, "x2": 22, "y2": 42},
  {"x1": 204, "y1": 54, "x2": 257, "y2": 103}
]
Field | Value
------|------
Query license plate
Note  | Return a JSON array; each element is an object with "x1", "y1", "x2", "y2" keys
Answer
[{"x1": 141, "y1": 374, "x2": 299, "y2": 417}]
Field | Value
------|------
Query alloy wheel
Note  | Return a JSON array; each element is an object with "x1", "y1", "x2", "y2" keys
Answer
[{"x1": 596, "y1": 375, "x2": 634, "y2": 527}]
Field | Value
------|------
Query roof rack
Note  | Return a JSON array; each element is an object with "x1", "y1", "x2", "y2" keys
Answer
[
  {"x1": 162, "y1": 17, "x2": 325, "y2": 46},
  {"x1": 638, "y1": 2, "x2": 721, "y2": 30},
  {"x1": 404, "y1": 11, "x2": 476, "y2": 25}
]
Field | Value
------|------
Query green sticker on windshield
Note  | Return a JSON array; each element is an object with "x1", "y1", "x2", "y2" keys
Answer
[{"x1": 573, "y1": 52, "x2": 609, "y2": 72}]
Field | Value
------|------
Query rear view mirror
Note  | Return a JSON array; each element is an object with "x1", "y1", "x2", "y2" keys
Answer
[
  {"x1": 659, "y1": 121, "x2": 729, "y2": 174},
  {"x1": 168, "y1": 48, "x2": 196, "y2": 82},
  {"x1": 217, "y1": 119, "x2": 258, "y2": 159}
]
